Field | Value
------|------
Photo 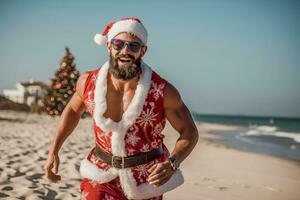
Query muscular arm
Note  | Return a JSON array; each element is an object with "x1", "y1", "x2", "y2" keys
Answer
[
  {"x1": 49, "y1": 72, "x2": 88, "y2": 154},
  {"x1": 163, "y1": 83, "x2": 199, "y2": 163},
  {"x1": 148, "y1": 82, "x2": 199, "y2": 186},
  {"x1": 44, "y1": 72, "x2": 89, "y2": 182}
]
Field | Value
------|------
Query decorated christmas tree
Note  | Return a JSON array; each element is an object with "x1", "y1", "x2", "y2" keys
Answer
[{"x1": 43, "y1": 47, "x2": 80, "y2": 116}]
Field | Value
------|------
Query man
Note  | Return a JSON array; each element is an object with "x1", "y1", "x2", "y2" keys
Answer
[{"x1": 44, "y1": 17, "x2": 199, "y2": 200}]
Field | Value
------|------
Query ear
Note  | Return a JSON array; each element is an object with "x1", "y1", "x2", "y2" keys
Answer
[
  {"x1": 106, "y1": 41, "x2": 111, "y2": 53},
  {"x1": 140, "y1": 45, "x2": 148, "y2": 57}
]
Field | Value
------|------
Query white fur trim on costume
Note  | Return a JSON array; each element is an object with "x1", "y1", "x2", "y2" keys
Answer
[
  {"x1": 93, "y1": 61, "x2": 152, "y2": 157},
  {"x1": 118, "y1": 168, "x2": 184, "y2": 199},
  {"x1": 94, "y1": 33, "x2": 107, "y2": 45},
  {"x1": 79, "y1": 159, "x2": 118, "y2": 183},
  {"x1": 90, "y1": 62, "x2": 184, "y2": 198},
  {"x1": 107, "y1": 19, "x2": 148, "y2": 45}
]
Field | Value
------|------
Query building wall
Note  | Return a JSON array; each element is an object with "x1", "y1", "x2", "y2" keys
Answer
[
  {"x1": 3, "y1": 84, "x2": 45, "y2": 106},
  {"x1": 3, "y1": 89, "x2": 25, "y2": 104}
]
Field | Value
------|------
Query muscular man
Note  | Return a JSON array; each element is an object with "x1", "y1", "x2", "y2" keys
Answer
[{"x1": 44, "y1": 17, "x2": 199, "y2": 200}]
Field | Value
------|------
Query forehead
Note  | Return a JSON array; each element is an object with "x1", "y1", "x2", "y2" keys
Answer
[{"x1": 113, "y1": 32, "x2": 142, "y2": 43}]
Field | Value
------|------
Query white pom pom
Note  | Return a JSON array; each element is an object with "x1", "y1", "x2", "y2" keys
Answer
[{"x1": 94, "y1": 34, "x2": 107, "y2": 45}]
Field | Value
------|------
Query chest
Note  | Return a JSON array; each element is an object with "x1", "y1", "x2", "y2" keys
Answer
[{"x1": 103, "y1": 88, "x2": 136, "y2": 122}]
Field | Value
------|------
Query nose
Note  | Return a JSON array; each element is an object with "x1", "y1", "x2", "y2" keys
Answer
[{"x1": 120, "y1": 43, "x2": 131, "y2": 54}]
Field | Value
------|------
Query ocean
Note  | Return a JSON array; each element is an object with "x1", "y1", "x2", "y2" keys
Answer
[{"x1": 192, "y1": 113, "x2": 300, "y2": 161}]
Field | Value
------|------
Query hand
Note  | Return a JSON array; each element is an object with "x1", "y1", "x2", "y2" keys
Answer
[
  {"x1": 147, "y1": 160, "x2": 175, "y2": 186},
  {"x1": 44, "y1": 151, "x2": 61, "y2": 182}
]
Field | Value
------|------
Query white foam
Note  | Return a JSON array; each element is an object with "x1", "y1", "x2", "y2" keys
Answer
[
  {"x1": 245, "y1": 125, "x2": 300, "y2": 143},
  {"x1": 248, "y1": 125, "x2": 277, "y2": 132}
]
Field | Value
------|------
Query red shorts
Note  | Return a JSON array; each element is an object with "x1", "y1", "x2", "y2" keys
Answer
[{"x1": 80, "y1": 177, "x2": 163, "y2": 200}]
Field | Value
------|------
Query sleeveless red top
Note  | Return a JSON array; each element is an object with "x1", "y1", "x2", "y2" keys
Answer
[{"x1": 79, "y1": 61, "x2": 184, "y2": 199}]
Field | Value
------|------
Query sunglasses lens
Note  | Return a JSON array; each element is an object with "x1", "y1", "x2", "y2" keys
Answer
[
  {"x1": 112, "y1": 39, "x2": 124, "y2": 51},
  {"x1": 128, "y1": 42, "x2": 142, "y2": 53},
  {"x1": 111, "y1": 39, "x2": 142, "y2": 53}
]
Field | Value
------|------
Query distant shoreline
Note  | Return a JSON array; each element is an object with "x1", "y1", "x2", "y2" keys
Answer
[
  {"x1": 192, "y1": 112, "x2": 300, "y2": 120},
  {"x1": 195, "y1": 120, "x2": 300, "y2": 162}
]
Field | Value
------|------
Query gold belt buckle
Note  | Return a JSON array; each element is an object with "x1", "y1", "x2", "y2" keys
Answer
[
  {"x1": 111, "y1": 155, "x2": 117, "y2": 168},
  {"x1": 111, "y1": 155, "x2": 125, "y2": 169}
]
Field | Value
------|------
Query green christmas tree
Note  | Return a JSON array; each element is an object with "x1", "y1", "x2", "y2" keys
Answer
[{"x1": 43, "y1": 47, "x2": 80, "y2": 116}]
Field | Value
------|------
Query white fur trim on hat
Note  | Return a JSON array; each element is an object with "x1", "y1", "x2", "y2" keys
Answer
[
  {"x1": 107, "y1": 19, "x2": 147, "y2": 44},
  {"x1": 94, "y1": 33, "x2": 107, "y2": 45},
  {"x1": 94, "y1": 19, "x2": 148, "y2": 46}
]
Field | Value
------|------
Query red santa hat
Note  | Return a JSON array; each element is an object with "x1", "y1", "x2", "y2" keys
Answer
[{"x1": 94, "y1": 17, "x2": 148, "y2": 46}]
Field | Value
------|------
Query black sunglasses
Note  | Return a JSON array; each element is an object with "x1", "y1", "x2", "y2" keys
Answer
[{"x1": 110, "y1": 39, "x2": 143, "y2": 53}]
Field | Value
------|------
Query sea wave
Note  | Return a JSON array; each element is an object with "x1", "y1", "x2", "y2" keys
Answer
[{"x1": 243, "y1": 125, "x2": 300, "y2": 143}]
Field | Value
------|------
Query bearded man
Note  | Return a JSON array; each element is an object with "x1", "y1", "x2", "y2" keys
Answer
[{"x1": 44, "y1": 17, "x2": 199, "y2": 200}]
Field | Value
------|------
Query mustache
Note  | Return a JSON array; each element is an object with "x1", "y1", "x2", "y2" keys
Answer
[{"x1": 115, "y1": 54, "x2": 135, "y2": 60}]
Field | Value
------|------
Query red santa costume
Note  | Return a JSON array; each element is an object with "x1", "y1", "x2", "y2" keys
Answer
[{"x1": 79, "y1": 18, "x2": 184, "y2": 200}]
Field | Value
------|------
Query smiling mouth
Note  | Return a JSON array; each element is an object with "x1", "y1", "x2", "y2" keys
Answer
[{"x1": 118, "y1": 57, "x2": 133, "y2": 64}]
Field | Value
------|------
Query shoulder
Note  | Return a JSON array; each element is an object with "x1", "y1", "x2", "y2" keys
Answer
[
  {"x1": 77, "y1": 71, "x2": 90, "y2": 85},
  {"x1": 149, "y1": 69, "x2": 182, "y2": 108},
  {"x1": 151, "y1": 70, "x2": 166, "y2": 82},
  {"x1": 150, "y1": 70, "x2": 169, "y2": 91},
  {"x1": 76, "y1": 67, "x2": 99, "y2": 99},
  {"x1": 163, "y1": 81, "x2": 183, "y2": 109}
]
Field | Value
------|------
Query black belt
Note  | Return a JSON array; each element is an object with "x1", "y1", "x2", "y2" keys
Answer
[{"x1": 94, "y1": 145, "x2": 163, "y2": 169}]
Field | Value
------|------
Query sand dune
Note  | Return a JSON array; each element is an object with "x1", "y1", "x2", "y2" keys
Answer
[{"x1": 0, "y1": 111, "x2": 299, "y2": 200}]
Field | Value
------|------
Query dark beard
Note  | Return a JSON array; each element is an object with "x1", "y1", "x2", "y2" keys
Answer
[{"x1": 109, "y1": 53, "x2": 142, "y2": 80}]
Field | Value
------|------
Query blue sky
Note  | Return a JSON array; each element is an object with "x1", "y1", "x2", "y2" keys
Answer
[{"x1": 1, "y1": 0, "x2": 299, "y2": 118}]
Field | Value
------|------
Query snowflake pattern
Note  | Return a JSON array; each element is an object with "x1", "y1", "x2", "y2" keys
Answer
[
  {"x1": 84, "y1": 69, "x2": 169, "y2": 189},
  {"x1": 152, "y1": 122, "x2": 163, "y2": 138},
  {"x1": 149, "y1": 82, "x2": 165, "y2": 100},
  {"x1": 151, "y1": 140, "x2": 159, "y2": 148},
  {"x1": 140, "y1": 143, "x2": 150, "y2": 152},
  {"x1": 86, "y1": 91, "x2": 95, "y2": 114},
  {"x1": 128, "y1": 124, "x2": 139, "y2": 135},
  {"x1": 126, "y1": 132, "x2": 141, "y2": 146},
  {"x1": 136, "y1": 102, "x2": 158, "y2": 130},
  {"x1": 135, "y1": 164, "x2": 149, "y2": 182}
]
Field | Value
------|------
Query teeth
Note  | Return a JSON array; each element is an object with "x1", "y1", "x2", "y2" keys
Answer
[{"x1": 119, "y1": 58, "x2": 132, "y2": 62}]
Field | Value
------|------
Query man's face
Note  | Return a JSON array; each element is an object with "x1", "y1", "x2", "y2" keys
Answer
[{"x1": 107, "y1": 32, "x2": 147, "y2": 80}]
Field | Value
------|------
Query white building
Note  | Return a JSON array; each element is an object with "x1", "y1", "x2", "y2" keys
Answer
[{"x1": 3, "y1": 80, "x2": 49, "y2": 106}]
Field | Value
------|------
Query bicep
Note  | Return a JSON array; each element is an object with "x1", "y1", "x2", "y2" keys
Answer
[
  {"x1": 165, "y1": 102, "x2": 194, "y2": 134},
  {"x1": 68, "y1": 92, "x2": 85, "y2": 116},
  {"x1": 66, "y1": 72, "x2": 89, "y2": 116},
  {"x1": 164, "y1": 83, "x2": 195, "y2": 134},
  {"x1": 75, "y1": 72, "x2": 89, "y2": 100}
]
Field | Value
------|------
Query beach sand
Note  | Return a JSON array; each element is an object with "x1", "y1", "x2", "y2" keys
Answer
[{"x1": 0, "y1": 110, "x2": 299, "y2": 199}]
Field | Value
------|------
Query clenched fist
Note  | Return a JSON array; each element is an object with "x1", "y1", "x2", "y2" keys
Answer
[{"x1": 147, "y1": 160, "x2": 175, "y2": 186}]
